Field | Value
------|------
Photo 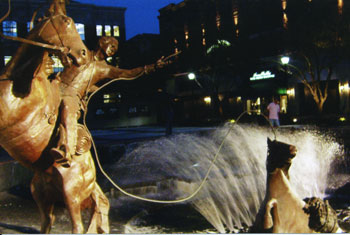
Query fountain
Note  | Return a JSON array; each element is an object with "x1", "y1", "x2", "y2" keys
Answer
[{"x1": 104, "y1": 123, "x2": 342, "y2": 233}]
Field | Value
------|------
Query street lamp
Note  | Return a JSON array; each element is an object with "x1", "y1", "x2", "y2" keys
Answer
[
  {"x1": 188, "y1": 72, "x2": 196, "y2": 80},
  {"x1": 281, "y1": 56, "x2": 290, "y2": 65}
]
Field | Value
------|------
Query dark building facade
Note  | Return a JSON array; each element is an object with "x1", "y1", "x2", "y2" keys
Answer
[{"x1": 158, "y1": 0, "x2": 350, "y2": 125}]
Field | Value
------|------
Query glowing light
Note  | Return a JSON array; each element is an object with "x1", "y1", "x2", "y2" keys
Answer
[
  {"x1": 281, "y1": 0, "x2": 287, "y2": 10},
  {"x1": 207, "y1": 40, "x2": 231, "y2": 54},
  {"x1": 287, "y1": 88, "x2": 295, "y2": 96},
  {"x1": 103, "y1": 94, "x2": 110, "y2": 99},
  {"x1": 338, "y1": 0, "x2": 343, "y2": 15},
  {"x1": 283, "y1": 13, "x2": 288, "y2": 29},
  {"x1": 339, "y1": 117, "x2": 346, "y2": 122},
  {"x1": 204, "y1": 96, "x2": 211, "y2": 104},
  {"x1": 188, "y1": 73, "x2": 196, "y2": 80},
  {"x1": 184, "y1": 25, "x2": 189, "y2": 40},
  {"x1": 233, "y1": 9, "x2": 239, "y2": 26},
  {"x1": 250, "y1": 71, "x2": 275, "y2": 81},
  {"x1": 216, "y1": 12, "x2": 221, "y2": 29},
  {"x1": 339, "y1": 82, "x2": 349, "y2": 94},
  {"x1": 293, "y1": 118, "x2": 298, "y2": 123},
  {"x1": 230, "y1": 119, "x2": 236, "y2": 123},
  {"x1": 281, "y1": 56, "x2": 290, "y2": 65}
]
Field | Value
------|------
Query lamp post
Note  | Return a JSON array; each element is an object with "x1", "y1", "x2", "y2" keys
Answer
[{"x1": 188, "y1": 72, "x2": 202, "y2": 88}]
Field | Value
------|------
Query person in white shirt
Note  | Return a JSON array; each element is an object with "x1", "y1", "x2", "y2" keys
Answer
[{"x1": 267, "y1": 97, "x2": 280, "y2": 127}]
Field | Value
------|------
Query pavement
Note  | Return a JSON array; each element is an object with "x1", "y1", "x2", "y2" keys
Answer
[{"x1": 1, "y1": 124, "x2": 350, "y2": 234}]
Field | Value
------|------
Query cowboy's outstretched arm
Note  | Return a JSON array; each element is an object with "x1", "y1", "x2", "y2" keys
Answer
[{"x1": 94, "y1": 62, "x2": 156, "y2": 84}]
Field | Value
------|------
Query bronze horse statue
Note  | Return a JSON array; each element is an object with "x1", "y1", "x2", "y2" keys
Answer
[
  {"x1": 0, "y1": 1, "x2": 109, "y2": 233},
  {"x1": 251, "y1": 138, "x2": 340, "y2": 233}
]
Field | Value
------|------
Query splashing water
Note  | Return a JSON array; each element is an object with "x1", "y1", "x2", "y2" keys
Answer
[{"x1": 109, "y1": 123, "x2": 342, "y2": 233}]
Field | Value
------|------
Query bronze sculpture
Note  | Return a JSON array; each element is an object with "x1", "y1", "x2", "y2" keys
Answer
[
  {"x1": 0, "y1": 0, "x2": 168, "y2": 233},
  {"x1": 51, "y1": 36, "x2": 166, "y2": 167},
  {"x1": 251, "y1": 138, "x2": 341, "y2": 233},
  {"x1": 0, "y1": 0, "x2": 108, "y2": 233}
]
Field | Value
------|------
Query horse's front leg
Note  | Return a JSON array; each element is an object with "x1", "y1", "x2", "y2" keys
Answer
[
  {"x1": 65, "y1": 197, "x2": 84, "y2": 233},
  {"x1": 57, "y1": 166, "x2": 85, "y2": 233}
]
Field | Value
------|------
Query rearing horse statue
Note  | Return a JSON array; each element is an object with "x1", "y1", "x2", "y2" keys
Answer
[{"x1": 0, "y1": 1, "x2": 109, "y2": 233}]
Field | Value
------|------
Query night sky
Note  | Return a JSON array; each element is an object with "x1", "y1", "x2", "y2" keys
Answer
[{"x1": 75, "y1": 0, "x2": 183, "y2": 40}]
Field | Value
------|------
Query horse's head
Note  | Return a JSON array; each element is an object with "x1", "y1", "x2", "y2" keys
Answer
[
  {"x1": 30, "y1": 14, "x2": 89, "y2": 67},
  {"x1": 266, "y1": 138, "x2": 297, "y2": 174}
]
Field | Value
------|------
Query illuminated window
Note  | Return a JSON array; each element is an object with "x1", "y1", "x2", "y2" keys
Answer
[
  {"x1": 105, "y1": 25, "x2": 111, "y2": 36},
  {"x1": 113, "y1": 25, "x2": 120, "y2": 37},
  {"x1": 75, "y1": 23, "x2": 85, "y2": 40},
  {"x1": 51, "y1": 55, "x2": 64, "y2": 73},
  {"x1": 281, "y1": 0, "x2": 287, "y2": 10},
  {"x1": 103, "y1": 93, "x2": 120, "y2": 104},
  {"x1": 281, "y1": 0, "x2": 288, "y2": 29},
  {"x1": 283, "y1": 13, "x2": 288, "y2": 29},
  {"x1": 184, "y1": 25, "x2": 189, "y2": 40},
  {"x1": 27, "y1": 22, "x2": 32, "y2": 32},
  {"x1": 2, "y1": 21, "x2": 17, "y2": 37},
  {"x1": 96, "y1": 25, "x2": 102, "y2": 36},
  {"x1": 338, "y1": 0, "x2": 343, "y2": 15},
  {"x1": 4, "y1": 56, "x2": 11, "y2": 65},
  {"x1": 216, "y1": 12, "x2": 221, "y2": 29},
  {"x1": 204, "y1": 96, "x2": 211, "y2": 105},
  {"x1": 233, "y1": 9, "x2": 239, "y2": 26},
  {"x1": 202, "y1": 38, "x2": 206, "y2": 46}
]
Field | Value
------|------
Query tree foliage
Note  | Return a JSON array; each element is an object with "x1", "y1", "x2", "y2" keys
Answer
[{"x1": 286, "y1": 0, "x2": 350, "y2": 113}]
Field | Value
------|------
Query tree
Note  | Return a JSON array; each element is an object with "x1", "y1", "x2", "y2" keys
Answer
[
  {"x1": 198, "y1": 40, "x2": 236, "y2": 117},
  {"x1": 285, "y1": 0, "x2": 350, "y2": 113}
]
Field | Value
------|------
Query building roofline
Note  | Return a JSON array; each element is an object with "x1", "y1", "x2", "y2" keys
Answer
[{"x1": 69, "y1": 0, "x2": 126, "y2": 11}]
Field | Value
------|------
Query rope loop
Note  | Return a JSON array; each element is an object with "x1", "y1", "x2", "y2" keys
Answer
[{"x1": 83, "y1": 73, "x2": 276, "y2": 204}]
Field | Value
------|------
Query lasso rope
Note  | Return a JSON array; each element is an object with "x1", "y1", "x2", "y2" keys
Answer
[{"x1": 82, "y1": 63, "x2": 276, "y2": 204}]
